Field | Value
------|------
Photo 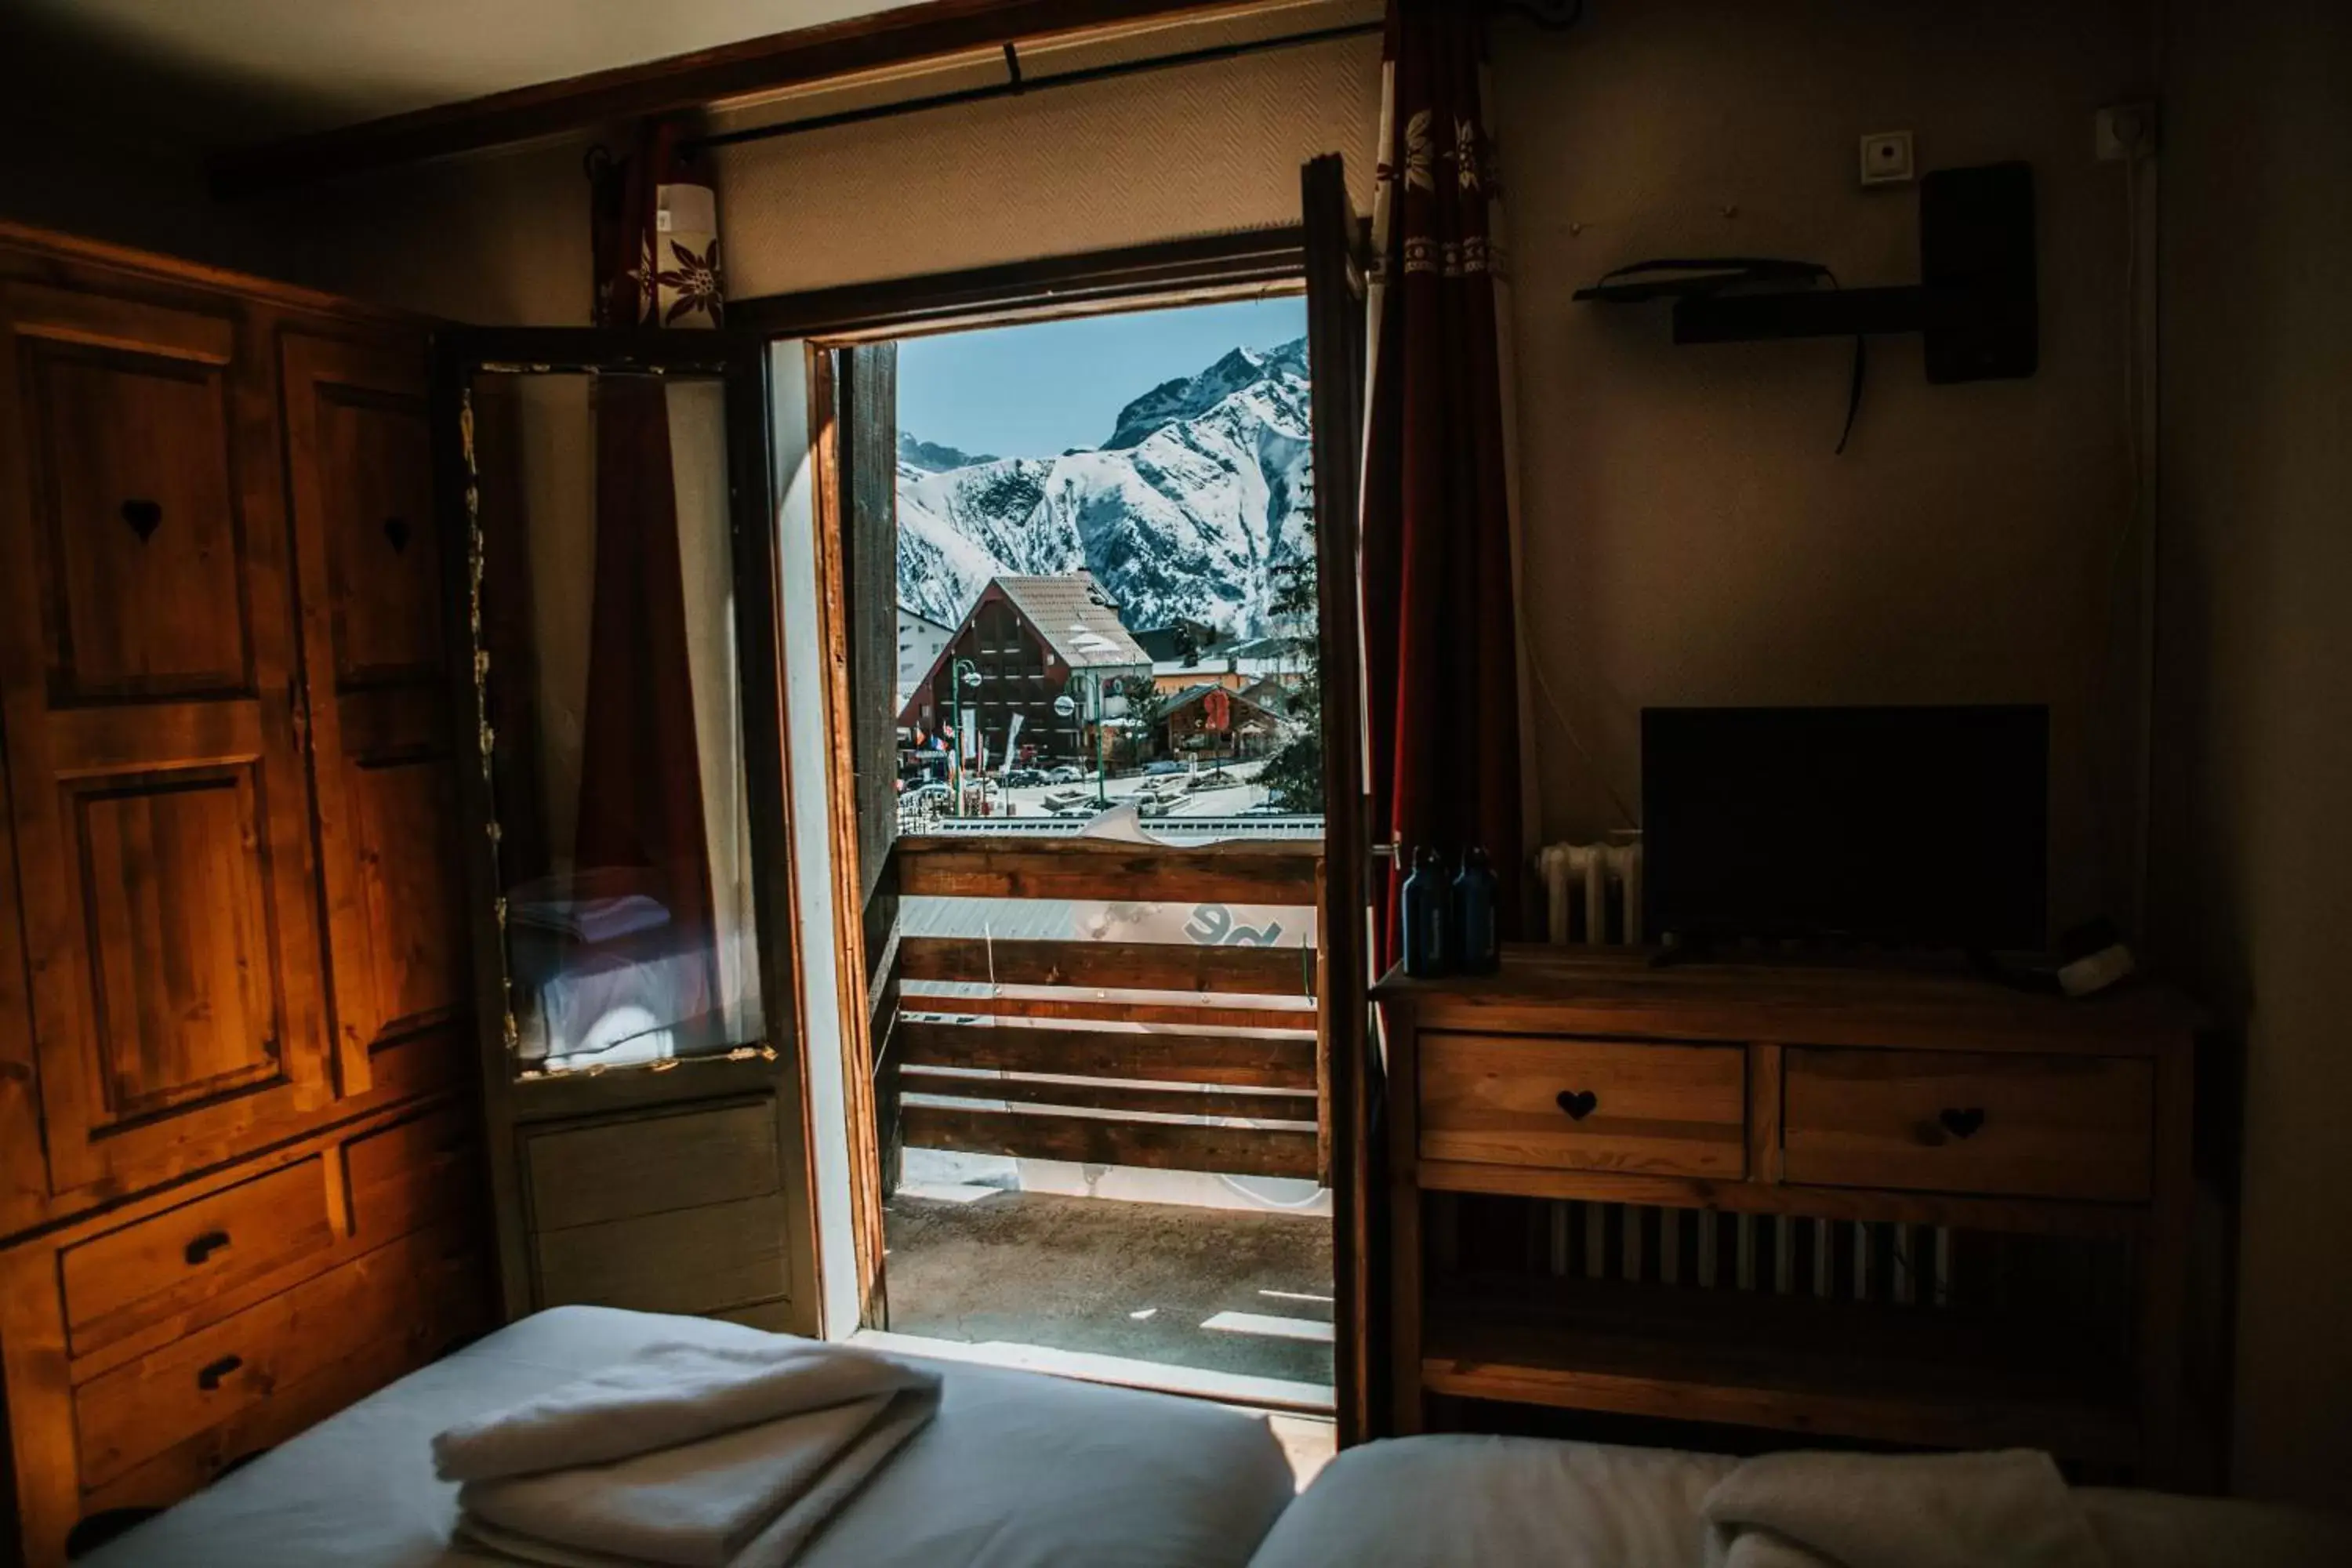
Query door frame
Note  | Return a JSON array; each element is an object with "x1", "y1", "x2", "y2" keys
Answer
[
  {"x1": 427, "y1": 327, "x2": 816, "y2": 1327},
  {"x1": 742, "y1": 220, "x2": 1372, "y2": 1428}
]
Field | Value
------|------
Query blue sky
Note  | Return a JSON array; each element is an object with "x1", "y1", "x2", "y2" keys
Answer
[{"x1": 896, "y1": 295, "x2": 1307, "y2": 460}]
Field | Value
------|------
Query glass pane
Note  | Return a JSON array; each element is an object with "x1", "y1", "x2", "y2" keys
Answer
[{"x1": 467, "y1": 368, "x2": 764, "y2": 1078}]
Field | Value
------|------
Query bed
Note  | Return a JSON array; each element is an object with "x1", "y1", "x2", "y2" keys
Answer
[
  {"x1": 85, "y1": 1310, "x2": 2344, "y2": 1568},
  {"x1": 83, "y1": 1305, "x2": 1296, "y2": 1568},
  {"x1": 1247, "y1": 1433, "x2": 2349, "y2": 1568}
]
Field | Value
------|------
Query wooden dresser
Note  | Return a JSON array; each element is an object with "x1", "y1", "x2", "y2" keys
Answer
[
  {"x1": 0, "y1": 226, "x2": 486, "y2": 1566},
  {"x1": 1377, "y1": 947, "x2": 2205, "y2": 1486}
]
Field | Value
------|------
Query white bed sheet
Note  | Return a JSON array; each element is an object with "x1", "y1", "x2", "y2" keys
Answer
[
  {"x1": 87, "y1": 1305, "x2": 1295, "y2": 1568},
  {"x1": 1248, "y1": 1435, "x2": 2349, "y2": 1568}
]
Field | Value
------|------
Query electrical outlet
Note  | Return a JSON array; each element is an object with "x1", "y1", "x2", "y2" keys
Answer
[
  {"x1": 2096, "y1": 103, "x2": 2158, "y2": 161},
  {"x1": 1860, "y1": 131, "x2": 1915, "y2": 187}
]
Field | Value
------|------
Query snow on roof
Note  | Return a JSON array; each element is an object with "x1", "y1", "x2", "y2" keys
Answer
[{"x1": 993, "y1": 573, "x2": 1152, "y2": 670}]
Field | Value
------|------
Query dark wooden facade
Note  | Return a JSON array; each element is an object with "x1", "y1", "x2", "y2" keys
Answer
[{"x1": 898, "y1": 580, "x2": 1148, "y2": 768}]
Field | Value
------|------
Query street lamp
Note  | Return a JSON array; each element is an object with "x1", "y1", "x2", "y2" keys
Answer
[
  {"x1": 950, "y1": 657, "x2": 981, "y2": 817},
  {"x1": 1053, "y1": 677, "x2": 1109, "y2": 807}
]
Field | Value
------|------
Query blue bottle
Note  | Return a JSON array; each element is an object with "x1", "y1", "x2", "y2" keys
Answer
[
  {"x1": 1454, "y1": 847, "x2": 1501, "y2": 975},
  {"x1": 1401, "y1": 846, "x2": 1451, "y2": 978}
]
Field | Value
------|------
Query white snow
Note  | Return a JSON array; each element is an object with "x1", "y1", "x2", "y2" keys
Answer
[{"x1": 896, "y1": 336, "x2": 1314, "y2": 637}]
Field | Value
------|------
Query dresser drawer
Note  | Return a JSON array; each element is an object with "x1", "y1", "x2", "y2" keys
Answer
[
  {"x1": 71, "y1": 1221, "x2": 481, "y2": 1493},
  {"x1": 344, "y1": 1101, "x2": 479, "y2": 1246},
  {"x1": 60, "y1": 1158, "x2": 335, "y2": 1359},
  {"x1": 1782, "y1": 1048, "x2": 2153, "y2": 1201},
  {"x1": 1419, "y1": 1033, "x2": 1747, "y2": 1177}
]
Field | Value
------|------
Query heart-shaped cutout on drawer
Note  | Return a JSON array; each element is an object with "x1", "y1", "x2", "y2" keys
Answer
[
  {"x1": 1555, "y1": 1089, "x2": 1599, "y2": 1121},
  {"x1": 1938, "y1": 1106, "x2": 1987, "y2": 1139}
]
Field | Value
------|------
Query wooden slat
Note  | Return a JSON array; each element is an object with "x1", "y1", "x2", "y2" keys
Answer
[
  {"x1": 901, "y1": 1069, "x2": 1317, "y2": 1123},
  {"x1": 735, "y1": 229, "x2": 1307, "y2": 340},
  {"x1": 1376, "y1": 946, "x2": 2202, "y2": 1055},
  {"x1": 900, "y1": 935, "x2": 1314, "y2": 996},
  {"x1": 895, "y1": 836, "x2": 1319, "y2": 905},
  {"x1": 209, "y1": 0, "x2": 1282, "y2": 198},
  {"x1": 902, "y1": 1103, "x2": 1317, "y2": 1178},
  {"x1": 902, "y1": 989, "x2": 1312, "y2": 1031},
  {"x1": 898, "y1": 1020, "x2": 1314, "y2": 1090}
]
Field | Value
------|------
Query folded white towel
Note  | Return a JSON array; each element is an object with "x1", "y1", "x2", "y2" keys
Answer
[
  {"x1": 1700, "y1": 1449, "x2": 2113, "y2": 1568},
  {"x1": 435, "y1": 1340, "x2": 938, "y2": 1482},
  {"x1": 434, "y1": 1339, "x2": 940, "y2": 1568}
]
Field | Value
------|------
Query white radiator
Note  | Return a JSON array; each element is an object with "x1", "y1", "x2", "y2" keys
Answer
[
  {"x1": 1526, "y1": 836, "x2": 1954, "y2": 1306},
  {"x1": 1537, "y1": 838, "x2": 1643, "y2": 946}
]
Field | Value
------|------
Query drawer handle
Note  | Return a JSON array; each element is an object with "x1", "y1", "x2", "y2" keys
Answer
[
  {"x1": 384, "y1": 515, "x2": 412, "y2": 554},
  {"x1": 121, "y1": 498, "x2": 163, "y2": 542},
  {"x1": 1938, "y1": 1107, "x2": 1987, "y2": 1140},
  {"x1": 1555, "y1": 1089, "x2": 1599, "y2": 1122},
  {"x1": 196, "y1": 1355, "x2": 243, "y2": 1392},
  {"x1": 184, "y1": 1229, "x2": 231, "y2": 1266}
]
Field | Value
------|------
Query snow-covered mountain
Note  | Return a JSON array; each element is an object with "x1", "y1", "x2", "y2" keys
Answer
[{"x1": 897, "y1": 337, "x2": 1312, "y2": 638}]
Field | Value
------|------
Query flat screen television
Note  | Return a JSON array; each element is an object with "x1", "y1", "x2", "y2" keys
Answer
[{"x1": 1641, "y1": 705, "x2": 2049, "y2": 954}]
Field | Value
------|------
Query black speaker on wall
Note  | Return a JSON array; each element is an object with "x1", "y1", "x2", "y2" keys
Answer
[{"x1": 1921, "y1": 161, "x2": 2038, "y2": 383}]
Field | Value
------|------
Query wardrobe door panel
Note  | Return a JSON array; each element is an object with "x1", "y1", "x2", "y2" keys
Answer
[
  {"x1": 282, "y1": 332, "x2": 466, "y2": 1097},
  {"x1": 73, "y1": 767, "x2": 282, "y2": 1117},
  {"x1": 38, "y1": 347, "x2": 249, "y2": 699},
  {"x1": 0, "y1": 278, "x2": 334, "y2": 1200},
  {"x1": 320, "y1": 387, "x2": 441, "y2": 685}
]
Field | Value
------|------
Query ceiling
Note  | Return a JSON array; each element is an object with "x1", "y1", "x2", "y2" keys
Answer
[{"x1": 2, "y1": 0, "x2": 918, "y2": 146}]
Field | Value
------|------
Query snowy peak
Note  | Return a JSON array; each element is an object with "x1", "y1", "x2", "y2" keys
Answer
[
  {"x1": 897, "y1": 336, "x2": 1316, "y2": 643},
  {"x1": 897, "y1": 431, "x2": 997, "y2": 473},
  {"x1": 1104, "y1": 336, "x2": 1308, "y2": 450}
]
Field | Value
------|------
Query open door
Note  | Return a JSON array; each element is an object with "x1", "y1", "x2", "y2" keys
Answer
[
  {"x1": 815, "y1": 341, "x2": 903, "y2": 1330},
  {"x1": 1301, "y1": 154, "x2": 1381, "y2": 1443},
  {"x1": 432, "y1": 328, "x2": 819, "y2": 1334}
]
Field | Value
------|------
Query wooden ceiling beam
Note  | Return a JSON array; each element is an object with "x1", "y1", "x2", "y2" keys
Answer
[{"x1": 209, "y1": 0, "x2": 1283, "y2": 200}]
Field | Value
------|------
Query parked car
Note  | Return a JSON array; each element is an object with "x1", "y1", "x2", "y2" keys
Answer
[
  {"x1": 1142, "y1": 760, "x2": 1186, "y2": 776},
  {"x1": 1001, "y1": 768, "x2": 1045, "y2": 788},
  {"x1": 1045, "y1": 764, "x2": 1083, "y2": 785}
]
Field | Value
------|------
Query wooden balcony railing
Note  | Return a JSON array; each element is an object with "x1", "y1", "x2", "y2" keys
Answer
[{"x1": 885, "y1": 837, "x2": 1325, "y2": 1184}]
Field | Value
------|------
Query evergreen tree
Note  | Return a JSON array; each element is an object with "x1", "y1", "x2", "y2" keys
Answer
[{"x1": 1256, "y1": 545, "x2": 1323, "y2": 813}]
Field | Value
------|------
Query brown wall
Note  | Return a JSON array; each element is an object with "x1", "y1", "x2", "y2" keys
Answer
[
  {"x1": 2150, "y1": 0, "x2": 2352, "y2": 1508},
  {"x1": 1492, "y1": 0, "x2": 2155, "y2": 932}
]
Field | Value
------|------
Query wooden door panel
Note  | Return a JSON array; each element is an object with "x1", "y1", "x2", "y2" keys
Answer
[
  {"x1": 281, "y1": 332, "x2": 463, "y2": 1095},
  {"x1": 320, "y1": 388, "x2": 440, "y2": 685},
  {"x1": 31, "y1": 344, "x2": 249, "y2": 701},
  {"x1": 1, "y1": 277, "x2": 333, "y2": 1202},
  {"x1": 71, "y1": 768, "x2": 285, "y2": 1121},
  {"x1": 350, "y1": 754, "x2": 465, "y2": 1040}
]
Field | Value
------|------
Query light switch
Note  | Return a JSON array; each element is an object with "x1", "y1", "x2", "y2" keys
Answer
[{"x1": 1860, "y1": 131, "x2": 1915, "y2": 187}]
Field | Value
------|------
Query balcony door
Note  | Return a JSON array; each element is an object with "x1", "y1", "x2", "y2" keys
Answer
[{"x1": 432, "y1": 329, "x2": 816, "y2": 1334}]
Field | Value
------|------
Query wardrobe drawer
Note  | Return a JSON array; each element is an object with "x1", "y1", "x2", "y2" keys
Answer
[
  {"x1": 60, "y1": 1158, "x2": 335, "y2": 1359},
  {"x1": 71, "y1": 1221, "x2": 480, "y2": 1493},
  {"x1": 1782, "y1": 1047, "x2": 2154, "y2": 1202},
  {"x1": 344, "y1": 1101, "x2": 479, "y2": 1246},
  {"x1": 1418, "y1": 1033, "x2": 1747, "y2": 1178}
]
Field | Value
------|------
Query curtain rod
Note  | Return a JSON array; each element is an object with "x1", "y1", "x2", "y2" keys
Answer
[{"x1": 681, "y1": 19, "x2": 1382, "y2": 155}]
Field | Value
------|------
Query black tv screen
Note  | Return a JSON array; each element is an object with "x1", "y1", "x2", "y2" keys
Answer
[{"x1": 1642, "y1": 706, "x2": 2048, "y2": 953}]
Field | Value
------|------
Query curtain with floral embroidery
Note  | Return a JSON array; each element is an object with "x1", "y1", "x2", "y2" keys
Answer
[
  {"x1": 590, "y1": 122, "x2": 724, "y2": 328},
  {"x1": 1361, "y1": 1, "x2": 1530, "y2": 960},
  {"x1": 568, "y1": 122, "x2": 727, "y2": 1047}
]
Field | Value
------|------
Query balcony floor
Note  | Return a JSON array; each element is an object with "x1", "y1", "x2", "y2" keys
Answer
[{"x1": 880, "y1": 1185, "x2": 1335, "y2": 1397}]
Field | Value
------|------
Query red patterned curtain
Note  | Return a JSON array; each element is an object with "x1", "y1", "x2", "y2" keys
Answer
[
  {"x1": 574, "y1": 125, "x2": 724, "y2": 1008},
  {"x1": 1361, "y1": 2, "x2": 1528, "y2": 959}
]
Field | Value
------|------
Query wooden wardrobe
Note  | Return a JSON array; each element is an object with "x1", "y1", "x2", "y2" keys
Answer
[{"x1": 0, "y1": 225, "x2": 487, "y2": 1567}]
